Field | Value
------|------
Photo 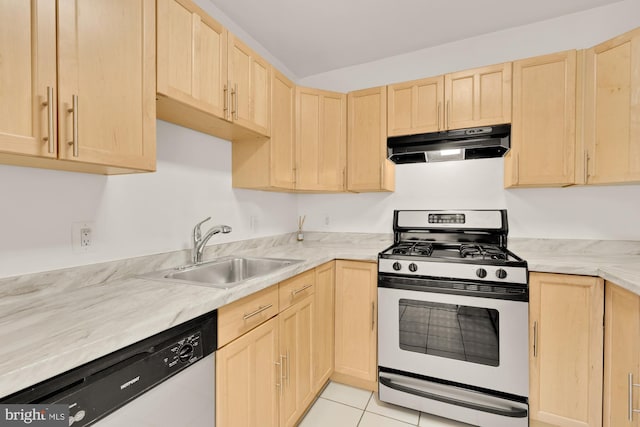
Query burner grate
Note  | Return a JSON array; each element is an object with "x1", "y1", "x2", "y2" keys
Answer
[
  {"x1": 392, "y1": 242, "x2": 434, "y2": 256},
  {"x1": 459, "y1": 244, "x2": 507, "y2": 260}
]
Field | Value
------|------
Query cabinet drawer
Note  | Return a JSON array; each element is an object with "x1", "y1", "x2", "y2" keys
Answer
[
  {"x1": 218, "y1": 285, "x2": 279, "y2": 347},
  {"x1": 279, "y1": 270, "x2": 315, "y2": 312}
]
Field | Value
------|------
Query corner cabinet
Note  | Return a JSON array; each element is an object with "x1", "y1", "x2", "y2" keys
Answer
[
  {"x1": 505, "y1": 50, "x2": 580, "y2": 188},
  {"x1": 0, "y1": 0, "x2": 156, "y2": 174},
  {"x1": 296, "y1": 87, "x2": 347, "y2": 191},
  {"x1": 603, "y1": 282, "x2": 640, "y2": 427},
  {"x1": 529, "y1": 272, "x2": 604, "y2": 427},
  {"x1": 584, "y1": 27, "x2": 640, "y2": 185},
  {"x1": 333, "y1": 260, "x2": 378, "y2": 391},
  {"x1": 347, "y1": 87, "x2": 395, "y2": 192}
]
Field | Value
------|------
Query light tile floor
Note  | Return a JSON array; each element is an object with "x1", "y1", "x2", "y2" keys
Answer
[{"x1": 299, "y1": 382, "x2": 474, "y2": 427}]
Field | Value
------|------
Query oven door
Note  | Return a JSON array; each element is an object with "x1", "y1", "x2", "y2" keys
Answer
[{"x1": 378, "y1": 276, "x2": 529, "y2": 397}]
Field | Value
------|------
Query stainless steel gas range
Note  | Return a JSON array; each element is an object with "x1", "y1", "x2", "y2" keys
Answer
[{"x1": 377, "y1": 209, "x2": 529, "y2": 427}]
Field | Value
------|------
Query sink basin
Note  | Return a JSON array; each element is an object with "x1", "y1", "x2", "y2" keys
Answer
[{"x1": 142, "y1": 256, "x2": 303, "y2": 289}]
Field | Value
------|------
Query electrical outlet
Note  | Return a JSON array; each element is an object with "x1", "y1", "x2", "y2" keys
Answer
[
  {"x1": 72, "y1": 222, "x2": 95, "y2": 252},
  {"x1": 80, "y1": 227, "x2": 92, "y2": 247},
  {"x1": 324, "y1": 215, "x2": 330, "y2": 227}
]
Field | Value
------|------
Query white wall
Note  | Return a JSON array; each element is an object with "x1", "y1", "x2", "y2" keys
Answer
[
  {"x1": 0, "y1": 121, "x2": 298, "y2": 278},
  {"x1": 299, "y1": 0, "x2": 640, "y2": 92},
  {"x1": 297, "y1": 0, "x2": 640, "y2": 240}
]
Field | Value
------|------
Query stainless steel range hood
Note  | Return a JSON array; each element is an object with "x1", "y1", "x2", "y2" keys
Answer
[{"x1": 387, "y1": 124, "x2": 510, "y2": 164}]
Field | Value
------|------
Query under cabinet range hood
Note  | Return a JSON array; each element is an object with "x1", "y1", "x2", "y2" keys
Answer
[{"x1": 387, "y1": 124, "x2": 510, "y2": 164}]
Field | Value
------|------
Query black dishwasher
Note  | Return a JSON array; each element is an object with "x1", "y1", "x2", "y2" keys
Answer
[{"x1": 1, "y1": 310, "x2": 217, "y2": 426}]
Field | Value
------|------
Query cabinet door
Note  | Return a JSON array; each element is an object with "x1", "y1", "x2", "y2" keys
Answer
[
  {"x1": 347, "y1": 87, "x2": 394, "y2": 192},
  {"x1": 279, "y1": 294, "x2": 314, "y2": 427},
  {"x1": 228, "y1": 34, "x2": 271, "y2": 137},
  {"x1": 157, "y1": 0, "x2": 227, "y2": 120},
  {"x1": 334, "y1": 260, "x2": 377, "y2": 391},
  {"x1": 296, "y1": 87, "x2": 347, "y2": 191},
  {"x1": 604, "y1": 282, "x2": 640, "y2": 427},
  {"x1": 0, "y1": 0, "x2": 57, "y2": 158},
  {"x1": 313, "y1": 262, "x2": 335, "y2": 392},
  {"x1": 270, "y1": 69, "x2": 296, "y2": 189},
  {"x1": 506, "y1": 51, "x2": 577, "y2": 187},
  {"x1": 216, "y1": 317, "x2": 279, "y2": 427},
  {"x1": 445, "y1": 62, "x2": 512, "y2": 130},
  {"x1": 584, "y1": 27, "x2": 640, "y2": 184},
  {"x1": 529, "y1": 273, "x2": 604, "y2": 427},
  {"x1": 57, "y1": 0, "x2": 155, "y2": 171},
  {"x1": 387, "y1": 76, "x2": 444, "y2": 136}
]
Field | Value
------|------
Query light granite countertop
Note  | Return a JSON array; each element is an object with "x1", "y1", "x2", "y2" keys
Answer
[{"x1": 1, "y1": 233, "x2": 639, "y2": 399}]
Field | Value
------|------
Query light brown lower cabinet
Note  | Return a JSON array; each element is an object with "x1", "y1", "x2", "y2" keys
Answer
[
  {"x1": 216, "y1": 262, "x2": 336, "y2": 426},
  {"x1": 279, "y1": 294, "x2": 315, "y2": 427},
  {"x1": 333, "y1": 260, "x2": 378, "y2": 391},
  {"x1": 529, "y1": 272, "x2": 604, "y2": 427},
  {"x1": 604, "y1": 282, "x2": 640, "y2": 427},
  {"x1": 313, "y1": 262, "x2": 335, "y2": 390},
  {"x1": 216, "y1": 316, "x2": 279, "y2": 427}
]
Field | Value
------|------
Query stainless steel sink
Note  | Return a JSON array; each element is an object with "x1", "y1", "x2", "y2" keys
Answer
[{"x1": 141, "y1": 256, "x2": 303, "y2": 289}]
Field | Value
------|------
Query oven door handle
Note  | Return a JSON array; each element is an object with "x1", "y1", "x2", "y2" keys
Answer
[{"x1": 378, "y1": 376, "x2": 528, "y2": 418}]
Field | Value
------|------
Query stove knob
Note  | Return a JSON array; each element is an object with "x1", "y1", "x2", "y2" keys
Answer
[
  {"x1": 496, "y1": 269, "x2": 508, "y2": 279},
  {"x1": 392, "y1": 262, "x2": 402, "y2": 271},
  {"x1": 476, "y1": 268, "x2": 487, "y2": 278},
  {"x1": 408, "y1": 263, "x2": 418, "y2": 273}
]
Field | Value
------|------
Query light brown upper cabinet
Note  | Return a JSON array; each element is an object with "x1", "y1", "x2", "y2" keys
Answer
[
  {"x1": 347, "y1": 87, "x2": 395, "y2": 192},
  {"x1": 445, "y1": 62, "x2": 512, "y2": 130},
  {"x1": 0, "y1": 0, "x2": 156, "y2": 174},
  {"x1": 584, "y1": 27, "x2": 640, "y2": 184},
  {"x1": 228, "y1": 33, "x2": 271, "y2": 137},
  {"x1": 387, "y1": 63, "x2": 510, "y2": 138},
  {"x1": 296, "y1": 87, "x2": 347, "y2": 192},
  {"x1": 387, "y1": 76, "x2": 445, "y2": 136},
  {"x1": 232, "y1": 69, "x2": 295, "y2": 190},
  {"x1": 157, "y1": 0, "x2": 270, "y2": 140},
  {"x1": 157, "y1": 0, "x2": 227, "y2": 120},
  {"x1": 505, "y1": 50, "x2": 580, "y2": 188}
]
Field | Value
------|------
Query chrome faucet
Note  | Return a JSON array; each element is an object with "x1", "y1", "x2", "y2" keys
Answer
[{"x1": 192, "y1": 217, "x2": 232, "y2": 264}]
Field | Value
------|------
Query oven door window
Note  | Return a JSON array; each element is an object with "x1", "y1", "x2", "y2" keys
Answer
[{"x1": 399, "y1": 299, "x2": 499, "y2": 367}]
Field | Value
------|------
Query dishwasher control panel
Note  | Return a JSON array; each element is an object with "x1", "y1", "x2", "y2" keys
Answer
[{"x1": 166, "y1": 332, "x2": 203, "y2": 368}]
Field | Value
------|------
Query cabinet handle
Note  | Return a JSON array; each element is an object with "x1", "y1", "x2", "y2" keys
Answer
[
  {"x1": 342, "y1": 167, "x2": 347, "y2": 190},
  {"x1": 533, "y1": 321, "x2": 537, "y2": 357},
  {"x1": 446, "y1": 100, "x2": 450, "y2": 129},
  {"x1": 275, "y1": 356, "x2": 283, "y2": 396},
  {"x1": 371, "y1": 302, "x2": 375, "y2": 331},
  {"x1": 223, "y1": 82, "x2": 228, "y2": 116},
  {"x1": 437, "y1": 102, "x2": 442, "y2": 131},
  {"x1": 42, "y1": 86, "x2": 55, "y2": 153},
  {"x1": 286, "y1": 349, "x2": 290, "y2": 387},
  {"x1": 628, "y1": 373, "x2": 640, "y2": 420},
  {"x1": 230, "y1": 83, "x2": 236, "y2": 119},
  {"x1": 584, "y1": 151, "x2": 590, "y2": 183},
  {"x1": 291, "y1": 284, "x2": 312, "y2": 297},
  {"x1": 242, "y1": 304, "x2": 273, "y2": 320},
  {"x1": 67, "y1": 95, "x2": 79, "y2": 157},
  {"x1": 233, "y1": 83, "x2": 239, "y2": 120}
]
